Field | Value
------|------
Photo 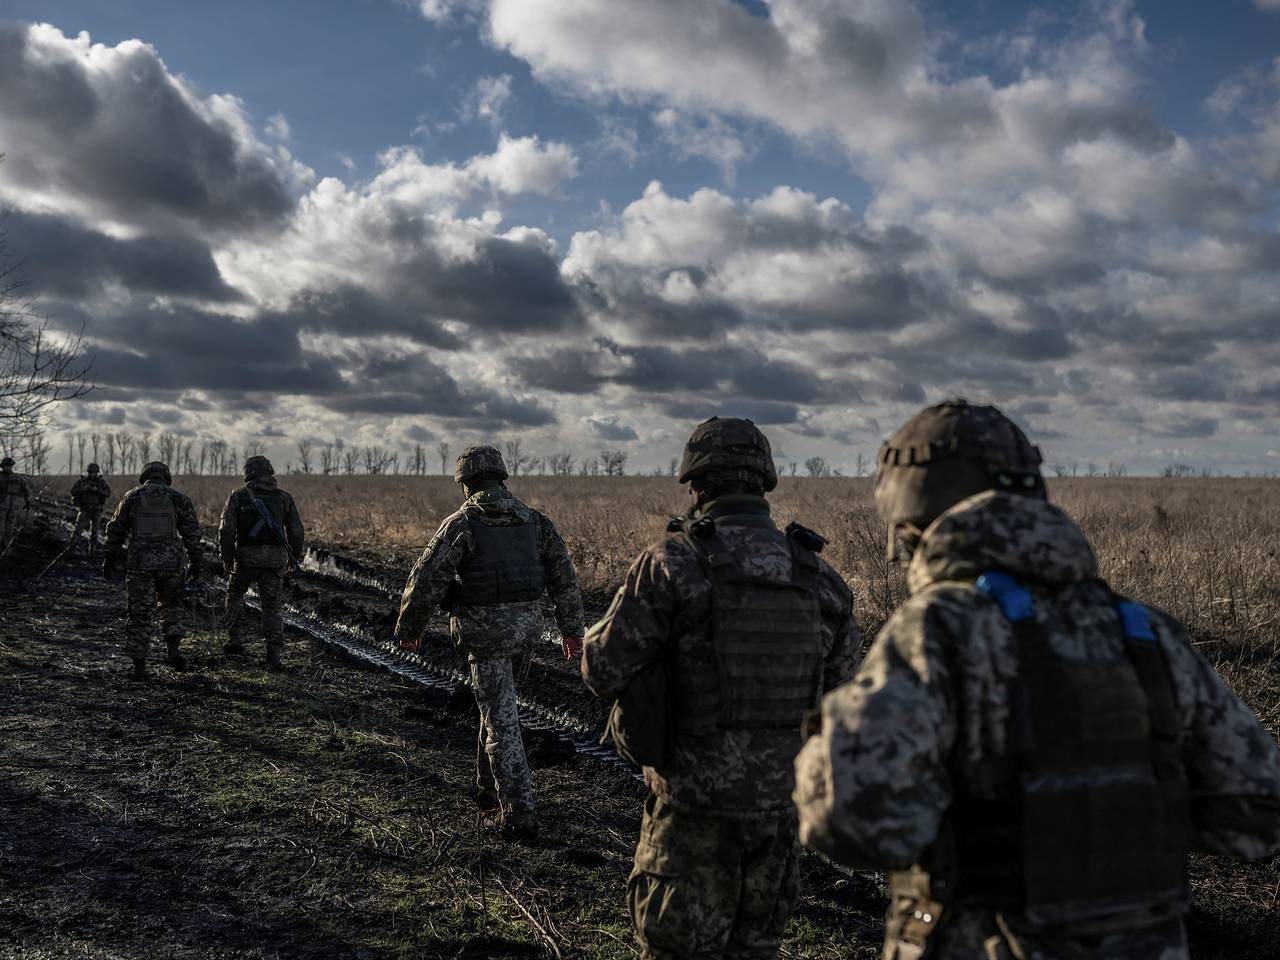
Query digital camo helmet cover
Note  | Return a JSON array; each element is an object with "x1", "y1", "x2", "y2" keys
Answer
[
  {"x1": 454, "y1": 445, "x2": 509, "y2": 484},
  {"x1": 677, "y1": 417, "x2": 778, "y2": 492},
  {"x1": 243, "y1": 455, "x2": 275, "y2": 481},
  {"x1": 139, "y1": 460, "x2": 172, "y2": 485},
  {"x1": 874, "y1": 399, "x2": 1043, "y2": 553}
]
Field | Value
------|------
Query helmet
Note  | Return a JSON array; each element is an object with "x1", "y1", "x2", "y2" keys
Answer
[
  {"x1": 0, "y1": 456, "x2": 13, "y2": 469},
  {"x1": 455, "y1": 445, "x2": 508, "y2": 484},
  {"x1": 87, "y1": 463, "x2": 101, "y2": 475},
  {"x1": 874, "y1": 399, "x2": 1043, "y2": 553},
  {"x1": 244, "y1": 455, "x2": 274, "y2": 481},
  {"x1": 139, "y1": 461, "x2": 172, "y2": 485},
  {"x1": 677, "y1": 417, "x2": 778, "y2": 492}
]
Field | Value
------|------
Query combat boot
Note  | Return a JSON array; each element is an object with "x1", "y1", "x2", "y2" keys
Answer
[
  {"x1": 502, "y1": 812, "x2": 539, "y2": 844},
  {"x1": 129, "y1": 658, "x2": 147, "y2": 681},
  {"x1": 165, "y1": 638, "x2": 186, "y2": 671},
  {"x1": 475, "y1": 787, "x2": 500, "y2": 812},
  {"x1": 265, "y1": 646, "x2": 283, "y2": 672}
]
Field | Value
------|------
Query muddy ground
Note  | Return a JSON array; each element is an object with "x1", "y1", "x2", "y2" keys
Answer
[{"x1": 1, "y1": 510, "x2": 1276, "y2": 959}]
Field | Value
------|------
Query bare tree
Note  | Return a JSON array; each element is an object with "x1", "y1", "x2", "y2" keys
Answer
[
  {"x1": 853, "y1": 451, "x2": 872, "y2": 477},
  {"x1": 76, "y1": 433, "x2": 87, "y2": 474},
  {"x1": 550, "y1": 452, "x2": 575, "y2": 476},
  {"x1": 0, "y1": 186, "x2": 94, "y2": 443},
  {"x1": 600, "y1": 449, "x2": 628, "y2": 476},
  {"x1": 137, "y1": 431, "x2": 153, "y2": 465},
  {"x1": 90, "y1": 431, "x2": 101, "y2": 467},
  {"x1": 296, "y1": 439, "x2": 313, "y2": 475},
  {"x1": 436, "y1": 440, "x2": 450, "y2": 475},
  {"x1": 804, "y1": 456, "x2": 831, "y2": 478},
  {"x1": 668, "y1": 456, "x2": 678, "y2": 477},
  {"x1": 788, "y1": 462, "x2": 798, "y2": 477},
  {"x1": 342, "y1": 446, "x2": 358, "y2": 475},
  {"x1": 319, "y1": 442, "x2": 335, "y2": 475},
  {"x1": 243, "y1": 439, "x2": 266, "y2": 459},
  {"x1": 504, "y1": 438, "x2": 531, "y2": 476}
]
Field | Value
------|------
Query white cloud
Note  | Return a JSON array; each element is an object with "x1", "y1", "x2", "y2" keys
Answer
[
  {"x1": 461, "y1": 74, "x2": 513, "y2": 126},
  {"x1": 265, "y1": 111, "x2": 291, "y2": 140},
  {"x1": 1254, "y1": 0, "x2": 1280, "y2": 12},
  {"x1": 653, "y1": 109, "x2": 751, "y2": 184}
]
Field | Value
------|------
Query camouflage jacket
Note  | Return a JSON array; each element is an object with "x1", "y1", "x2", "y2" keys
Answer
[
  {"x1": 103, "y1": 480, "x2": 203, "y2": 573},
  {"x1": 71, "y1": 476, "x2": 112, "y2": 512},
  {"x1": 217, "y1": 477, "x2": 305, "y2": 570},
  {"x1": 0, "y1": 470, "x2": 30, "y2": 506},
  {"x1": 394, "y1": 487, "x2": 585, "y2": 661},
  {"x1": 794, "y1": 491, "x2": 1280, "y2": 960},
  {"x1": 584, "y1": 496, "x2": 860, "y2": 818}
]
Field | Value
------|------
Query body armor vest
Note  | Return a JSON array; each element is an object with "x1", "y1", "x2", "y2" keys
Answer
[
  {"x1": 677, "y1": 516, "x2": 823, "y2": 734},
  {"x1": 0, "y1": 474, "x2": 24, "y2": 498},
  {"x1": 236, "y1": 487, "x2": 287, "y2": 545},
  {"x1": 454, "y1": 517, "x2": 545, "y2": 607},
  {"x1": 73, "y1": 478, "x2": 109, "y2": 508},
  {"x1": 133, "y1": 484, "x2": 177, "y2": 542},
  {"x1": 928, "y1": 572, "x2": 1191, "y2": 932}
]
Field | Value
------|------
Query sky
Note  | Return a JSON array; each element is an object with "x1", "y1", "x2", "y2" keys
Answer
[{"x1": 0, "y1": 0, "x2": 1278, "y2": 475}]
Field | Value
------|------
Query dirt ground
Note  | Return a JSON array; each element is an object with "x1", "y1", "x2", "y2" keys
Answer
[{"x1": 0, "y1": 511, "x2": 1276, "y2": 959}]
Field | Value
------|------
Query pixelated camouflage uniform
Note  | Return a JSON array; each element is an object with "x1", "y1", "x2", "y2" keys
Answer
[
  {"x1": 71, "y1": 474, "x2": 112, "y2": 555},
  {"x1": 794, "y1": 490, "x2": 1280, "y2": 960},
  {"x1": 218, "y1": 475, "x2": 305, "y2": 657},
  {"x1": 394, "y1": 486, "x2": 584, "y2": 817},
  {"x1": 584, "y1": 495, "x2": 860, "y2": 960},
  {"x1": 0, "y1": 465, "x2": 31, "y2": 545},
  {"x1": 103, "y1": 479, "x2": 202, "y2": 660}
]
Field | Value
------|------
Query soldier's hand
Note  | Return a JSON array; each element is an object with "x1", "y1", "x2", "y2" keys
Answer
[{"x1": 560, "y1": 635, "x2": 585, "y2": 660}]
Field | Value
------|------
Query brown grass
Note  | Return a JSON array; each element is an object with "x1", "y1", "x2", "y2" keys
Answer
[{"x1": 48, "y1": 473, "x2": 1280, "y2": 668}]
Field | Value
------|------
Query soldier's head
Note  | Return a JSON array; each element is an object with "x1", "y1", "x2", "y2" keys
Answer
[
  {"x1": 244, "y1": 455, "x2": 275, "y2": 482},
  {"x1": 678, "y1": 417, "x2": 778, "y2": 509},
  {"x1": 86, "y1": 463, "x2": 101, "y2": 476},
  {"x1": 454, "y1": 445, "x2": 508, "y2": 496},
  {"x1": 874, "y1": 399, "x2": 1044, "y2": 560},
  {"x1": 0, "y1": 456, "x2": 13, "y2": 473},
  {"x1": 139, "y1": 460, "x2": 172, "y2": 486}
]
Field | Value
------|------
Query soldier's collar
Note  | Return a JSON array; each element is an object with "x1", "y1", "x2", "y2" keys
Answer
[{"x1": 699, "y1": 495, "x2": 771, "y2": 520}]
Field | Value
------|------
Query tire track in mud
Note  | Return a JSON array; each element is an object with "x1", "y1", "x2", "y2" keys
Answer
[{"x1": 33, "y1": 495, "x2": 636, "y2": 779}]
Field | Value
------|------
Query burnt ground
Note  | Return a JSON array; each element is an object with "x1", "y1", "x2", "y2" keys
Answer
[{"x1": 1, "y1": 511, "x2": 1277, "y2": 959}]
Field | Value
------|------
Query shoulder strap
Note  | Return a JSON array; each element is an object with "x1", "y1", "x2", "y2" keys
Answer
[
  {"x1": 974, "y1": 570, "x2": 1036, "y2": 622},
  {"x1": 1112, "y1": 596, "x2": 1181, "y2": 777}
]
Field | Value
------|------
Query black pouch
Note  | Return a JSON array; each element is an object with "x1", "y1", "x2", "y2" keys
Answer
[{"x1": 606, "y1": 659, "x2": 671, "y2": 768}]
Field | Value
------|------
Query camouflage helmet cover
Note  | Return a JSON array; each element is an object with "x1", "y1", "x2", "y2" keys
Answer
[
  {"x1": 139, "y1": 460, "x2": 172, "y2": 485},
  {"x1": 244, "y1": 455, "x2": 275, "y2": 481},
  {"x1": 86, "y1": 462, "x2": 101, "y2": 474},
  {"x1": 0, "y1": 456, "x2": 13, "y2": 469},
  {"x1": 874, "y1": 399, "x2": 1043, "y2": 534},
  {"x1": 455, "y1": 445, "x2": 508, "y2": 484},
  {"x1": 677, "y1": 416, "x2": 778, "y2": 492}
]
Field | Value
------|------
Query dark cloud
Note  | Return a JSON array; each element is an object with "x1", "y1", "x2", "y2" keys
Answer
[
  {"x1": 1150, "y1": 416, "x2": 1219, "y2": 439},
  {"x1": 12, "y1": 211, "x2": 242, "y2": 302},
  {"x1": 0, "y1": 24, "x2": 294, "y2": 236},
  {"x1": 88, "y1": 304, "x2": 343, "y2": 395},
  {"x1": 267, "y1": 285, "x2": 464, "y2": 350},
  {"x1": 590, "y1": 418, "x2": 638, "y2": 441}
]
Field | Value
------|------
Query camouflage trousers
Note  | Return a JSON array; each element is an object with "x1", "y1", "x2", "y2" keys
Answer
[
  {"x1": 225, "y1": 565, "x2": 285, "y2": 651},
  {"x1": 471, "y1": 654, "x2": 535, "y2": 815},
  {"x1": 0, "y1": 500, "x2": 24, "y2": 545},
  {"x1": 73, "y1": 509, "x2": 105, "y2": 554},
  {"x1": 627, "y1": 796, "x2": 800, "y2": 960},
  {"x1": 124, "y1": 570, "x2": 186, "y2": 659}
]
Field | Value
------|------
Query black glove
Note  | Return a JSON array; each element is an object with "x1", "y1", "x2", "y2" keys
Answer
[
  {"x1": 101, "y1": 557, "x2": 115, "y2": 581},
  {"x1": 187, "y1": 556, "x2": 202, "y2": 584}
]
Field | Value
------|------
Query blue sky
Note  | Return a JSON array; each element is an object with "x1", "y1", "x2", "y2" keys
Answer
[{"x1": 1, "y1": 1, "x2": 1278, "y2": 473}]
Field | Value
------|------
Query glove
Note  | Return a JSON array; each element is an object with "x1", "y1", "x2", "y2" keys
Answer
[
  {"x1": 560, "y1": 635, "x2": 584, "y2": 660},
  {"x1": 101, "y1": 557, "x2": 115, "y2": 581}
]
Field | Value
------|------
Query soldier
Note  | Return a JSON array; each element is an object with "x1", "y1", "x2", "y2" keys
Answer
[
  {"x1": 0, "y1": 455, "x2": 31, "y2": 547},
  {"x1": 102, "y1": 461, "x2": 203, "y2": 680},
  {"x1": 394, "y1": 445, "x2": 585, "y2": 843},
  {"x1": 70, "y1": 463, "x2": 112, "y2": 556},
  {"x1": 582, "y1": 417, "x2": 860, "y2": 960},
  {"x1": 218, "y1": 456, "x2": 304, "y2": 671},
  {"x1": 794, "y1": 400, "x2": 1280, "y2": 960}
]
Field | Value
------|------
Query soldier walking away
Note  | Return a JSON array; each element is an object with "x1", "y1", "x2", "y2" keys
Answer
[
  {"x1": 582, "y1": 417, "x2": 860, "y2": 960},
  {"x1": 0, "y1": 455, "x2": 31, "y2": 548},
  {"x1": 394, "y1": 444, "x2": 585, "y2": 844},
  {"x1": 218, "y1": 456, "x2": 304, "y2": 671},
  {"x1": 793, "y1": 399, "x2": 1280, "y2": 960},
  {"x1": 102, "y1": 461, "x2": 203, "y2": 681},
  {"x1": 70, "y1": 463, "x2": 112, "y2": 556}
]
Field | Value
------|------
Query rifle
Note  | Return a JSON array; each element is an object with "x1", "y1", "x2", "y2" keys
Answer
[{"x1": 245, "y1": 488, "x2": 298, "y2": 568}]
